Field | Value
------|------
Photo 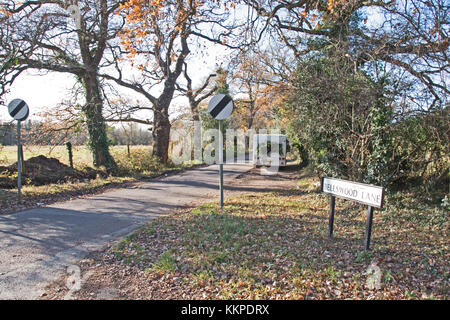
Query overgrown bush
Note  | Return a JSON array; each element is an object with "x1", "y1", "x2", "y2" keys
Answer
[
  {"x1": 285, "y1": 55, "x2": 396, "y2": 186},
  {"x1": 391, "y1": 110, "x2": 449, "y2": 190},
  {"x1": 285, "y1": 54, "x2": 449, "y2": 191},
  {"x1": 112, "y1": 147, "x2": 163, "y2": 176}
]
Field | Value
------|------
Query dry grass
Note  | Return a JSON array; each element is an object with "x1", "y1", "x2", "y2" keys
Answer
[{"x1": 0, "y1": 145, "x2": 152, "y2": 168}]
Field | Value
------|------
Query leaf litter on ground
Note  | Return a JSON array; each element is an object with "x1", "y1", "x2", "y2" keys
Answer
[{"x1": 42, "y1": 167, "x2": 449, "y2": 300}]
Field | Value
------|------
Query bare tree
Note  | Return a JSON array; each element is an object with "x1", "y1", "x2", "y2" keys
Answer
[
  {"x1": 100, "y1": 0, "x2": 245, "y2": 164},
  {"x1": 243, "y1": 0, "x2": 449, "y2": 110},
  {"x1": 231, "y1": 50, "x2": 279, "y2": 129},
  {"x1": 0, "y1": 0, "x2": 125, "y2": 170},
  {"x1": 176, "y1": 63, "x2": 217, "y2": 122}
]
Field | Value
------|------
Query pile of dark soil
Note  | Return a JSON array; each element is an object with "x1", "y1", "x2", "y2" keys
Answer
[{"x1": 0, "y1": 155, "x2": 98, "y2": 188}]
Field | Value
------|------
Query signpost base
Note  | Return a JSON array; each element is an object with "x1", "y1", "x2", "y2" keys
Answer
[
  {"x1": 328, "y1": 196, "x2": 336, "y2": 238},
  {"x1": 364, "y1": 206, "x2": 374, "y2": 251},
  {"x1": 219, "y1": 164, "x2": 224, "y2": 208}
]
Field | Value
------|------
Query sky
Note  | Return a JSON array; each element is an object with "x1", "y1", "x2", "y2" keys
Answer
[
  {"x1": 0, "y1": 47, "x2": 228, "y2": 124},
  {"x1": 0, "y1": 3, "x2": 401, "y2": 124},
  {"x1": 1, "y1": 72, "x2": 76, "y2": 122},
  {"x1": 0, "y1": 1, "x2": 253, "y2": 125},
  {"x1": 0, "y1": 1, "x2": 242, "y2": 124}
]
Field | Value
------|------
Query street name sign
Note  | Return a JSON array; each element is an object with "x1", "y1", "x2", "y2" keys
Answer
[
  {"x1": 321, "y1": 177, "x2": 385, "y2": 251},
  {"x1": 321, "y1": 177, "x2": 384, "y2": 209}
]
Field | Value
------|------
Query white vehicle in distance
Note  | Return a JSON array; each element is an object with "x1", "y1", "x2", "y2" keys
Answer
[{"x1": 252, "y1": 134, "x2": 287, "y2": 168}]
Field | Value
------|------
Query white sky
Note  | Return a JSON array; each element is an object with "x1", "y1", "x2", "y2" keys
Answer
[
  {"x1": 0, "y1": 2, "x2": 242, "y2": 124},
  {"x1": 0, "y1": 1, "x2": 251, "y2": 124},
  {"x1": 0, "y1": 4, "x2": 389, "y2": 124},
  {"x1": 1, "y1": 72, "x2": 76, "y2": 122},
  {"x1": 0, "y1": 46, "x2": 228, "y2": 123}
]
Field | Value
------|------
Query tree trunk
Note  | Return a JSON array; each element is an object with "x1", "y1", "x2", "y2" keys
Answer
[
  {"x1": 247, "y1": 101, "x2": 255, "y2": 129},
  {"x1": 152, "y1": 75, "x2": 181, "y2": 164},
  {"x1": 82, "y1": 72, "x2": 116, "y2": 171},
  {"x1": 152, "y1": 106, "x2": 171, "y2": 164},
  {"x1": 247, "y1": 114, "x2": 254, "y2": 130},
  {"x1": 148, "y1": 34, "x2": 189, "y2": 165},
  {"x1": 191, "y1": 101, "x2": 200, "y2": 122}
]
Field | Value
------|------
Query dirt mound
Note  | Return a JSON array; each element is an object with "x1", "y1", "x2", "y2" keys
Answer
[{"x1": 0, "y1": 155, "x2": 98, "y2": 188}]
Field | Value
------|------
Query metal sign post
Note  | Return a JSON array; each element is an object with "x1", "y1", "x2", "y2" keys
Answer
[
  {"x1": 17, "y1": 121, "x2": 22, "y2": 201},
  {"x1": 208, "y1": 94, "x2": 234, "y2": 209},
  {"x1": 364, "y1": 206, "x2": 374, "y2": 250},
  {"x1": 328, "y1": 195, "x2": 336, "y2": 238},
  {"x1": 219, "y1": 120, "x2": 224, "y2": 208},
  {"x1": 7, "y1": 99, "x2": 30, "y2": 202}
]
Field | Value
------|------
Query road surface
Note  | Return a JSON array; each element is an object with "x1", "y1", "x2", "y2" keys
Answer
[{"x1": 0, "y1": 163, "x2": 251, "y2": 299}]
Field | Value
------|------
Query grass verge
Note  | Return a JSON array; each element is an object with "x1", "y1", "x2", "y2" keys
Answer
[{"x1": 75, "y1": 174, "x2": 448, "y2": 300}]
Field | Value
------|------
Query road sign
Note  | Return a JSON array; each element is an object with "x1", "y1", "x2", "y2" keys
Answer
[
  {"x1": 321, "y1": 177, "x2": 385, "y2": 251},
  {"x1": 208, "y1": 94, "x2": 234, "y2": 208},
  {"x1": 208, "y1": 94, "x2": 234, "y2": 120},
  {"x1": 321, "y1": 177, "x2": 384, "y2": 208},
  {"x1": 8, "y1": 99, "x2": 29, "y2": 121},
  {"x1": 7, "y1": 98, "x2": 30, "y2": 202}
]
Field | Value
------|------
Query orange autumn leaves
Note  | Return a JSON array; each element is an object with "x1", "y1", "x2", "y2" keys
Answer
[
  {"x1": 117, "y1": 0, "x2": 198, "y2": 59},
  {"x1": 0, "y1": 5, "x2": 12, "y2": 17},
  {"x1": 116, "y1": 0, "x2": 343, "y2": 60}
]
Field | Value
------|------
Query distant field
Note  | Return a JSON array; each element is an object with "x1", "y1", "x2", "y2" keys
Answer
[{"x1": 0, "y1": 145, "x2": 152, "y2": 168}]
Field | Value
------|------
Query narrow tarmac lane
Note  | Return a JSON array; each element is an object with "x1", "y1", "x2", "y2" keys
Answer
[{"x1": 0, "y1": 163, "x2": 251, "y2": 299}]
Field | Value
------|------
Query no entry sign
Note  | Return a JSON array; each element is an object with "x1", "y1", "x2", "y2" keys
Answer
[
  {"x1": 8, "y1": 99, "x2": 29, "y2": 121},
  {"x1": 208, "y1": 94, "x2": 234, "y2": 120}
]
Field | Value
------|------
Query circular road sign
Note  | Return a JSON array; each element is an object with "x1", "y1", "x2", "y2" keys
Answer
[
  {"x1": 208, "y1": 94, "x2": 234, "y2": 121},
  {"x1": 8, "y1": 99, "x2": 29, "y2": 121}
]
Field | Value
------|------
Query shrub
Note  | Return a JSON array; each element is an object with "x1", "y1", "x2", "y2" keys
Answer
[
  {"x1": 285, "y1": 55, "x2": 396, "y2": 185},
  {"x1": 112, "y1": 147, "x2": 163, "y2": 176},
  {"x1": 284, "y1": 54, "x2": 448, "y2": 190}
]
